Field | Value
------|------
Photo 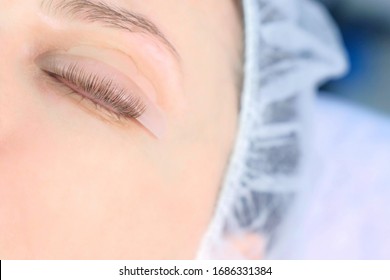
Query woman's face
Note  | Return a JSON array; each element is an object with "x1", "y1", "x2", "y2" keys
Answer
[{"x1": 0, "y1": 0, "x2": 242, "y2": 259}]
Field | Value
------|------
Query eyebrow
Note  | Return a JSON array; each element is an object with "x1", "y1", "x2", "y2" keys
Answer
[{"x1": 41, "y1": 0, "x2": 179, "y2": 59}]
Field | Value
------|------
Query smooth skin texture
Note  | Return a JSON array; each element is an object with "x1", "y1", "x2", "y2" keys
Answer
[{"x1": 0, "y1": 0, "x2": 242, "y2": 259}]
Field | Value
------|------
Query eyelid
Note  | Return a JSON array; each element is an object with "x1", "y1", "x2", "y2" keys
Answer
[
  {"x1": 64, "y1": 45, "x2": 159, "y2": 103},
  {"x1": 35, "y1": 52, "x2": 166, "y2": 138}
]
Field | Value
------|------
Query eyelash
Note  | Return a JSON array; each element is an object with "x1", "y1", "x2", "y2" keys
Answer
[{"x1": 43, "y1": 63, "x2": 147, "y2": 120}]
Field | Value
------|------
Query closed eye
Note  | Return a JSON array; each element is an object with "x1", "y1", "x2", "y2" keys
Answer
[
  {"x1": 44, "y1": 62, "x2": 147, "y2": 120},
  {"x1": 35, "y1": 52, "x2": 166, "y2": 138}
]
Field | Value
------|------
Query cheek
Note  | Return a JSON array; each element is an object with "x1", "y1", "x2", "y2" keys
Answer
[{"x1": 0, "y1": 82, "x2": 207, "y2": 258}]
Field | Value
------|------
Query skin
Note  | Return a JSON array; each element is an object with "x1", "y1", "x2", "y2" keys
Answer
[{"x1": 0, "y1": 0, "x2": 242, "y2": 259}]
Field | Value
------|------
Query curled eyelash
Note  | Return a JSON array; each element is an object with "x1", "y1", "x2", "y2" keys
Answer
[{"x1": 44, "y1": 62, "x2": 147, "y2": 119}]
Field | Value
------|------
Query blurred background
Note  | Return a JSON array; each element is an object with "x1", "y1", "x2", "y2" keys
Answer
[{"x1": 319, "y1": 0, "x2": 390, "y2": 114}]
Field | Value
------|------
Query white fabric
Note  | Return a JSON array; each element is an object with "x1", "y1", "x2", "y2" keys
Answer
[
  {"x1": 268, "y1": 96, "x2": 390, "y2": 259},
  {"x1": 196, "y1": 0, "x2": 348, "y2": 259}
]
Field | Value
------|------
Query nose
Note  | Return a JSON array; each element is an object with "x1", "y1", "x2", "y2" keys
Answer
[
  {"x1": 0, "y1": 30, "x2": 28, "y2": 142},
  {"x1": 0, "y1": 2, "x2": 43, "y2": 142}
]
